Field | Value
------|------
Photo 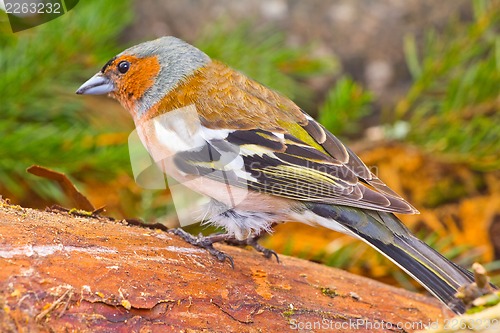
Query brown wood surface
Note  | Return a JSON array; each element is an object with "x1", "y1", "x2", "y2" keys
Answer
[{"x1": 0, "y1": 200, "x2": 452, "y2": 332}]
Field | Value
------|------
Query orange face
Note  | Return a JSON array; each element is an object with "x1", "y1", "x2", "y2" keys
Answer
[{"x1": 101, "y1": 55, "x2": 161, "y2": 111}]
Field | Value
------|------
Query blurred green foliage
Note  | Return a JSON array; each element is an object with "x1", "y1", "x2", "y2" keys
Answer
[
  {"x1": 397, "y1": 0, "x2": 500, "y2": 171},
  {"x1": 197, "y1": 22, "x2": 338, "y2": 106},
  {"x1": 0, "y1": 0, "x2": 133, "y2": 203},
  {"x1": 318, "y1": 76, "x2": 372, "y2": 137}
]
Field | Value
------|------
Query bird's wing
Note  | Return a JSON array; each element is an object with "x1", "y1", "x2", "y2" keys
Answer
[
  {"x1": 299, "y1": 112, "x2": 418, "y2": 213},
  {"x1": 172, "y1": 122, "x2": 418, "y2": 214}
]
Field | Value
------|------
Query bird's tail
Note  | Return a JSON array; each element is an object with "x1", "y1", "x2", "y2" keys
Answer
[{"x1": 308, "y1": 203, "x2": 478, "y2": 314}]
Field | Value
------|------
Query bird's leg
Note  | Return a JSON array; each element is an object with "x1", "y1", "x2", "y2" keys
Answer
[
  {"x1": 170, "y1": 228, "x2": 235, "y2": 268},
  {"x1": 225, "y1": 233, "x2": 280, "y2": 263},
  {"x1": 170, "y1": 228, "x2": 280, "y2": 266}
]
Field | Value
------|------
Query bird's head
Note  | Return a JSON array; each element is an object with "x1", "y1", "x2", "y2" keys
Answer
[{"x1": 76, "y1": 36, "x2": 210, "y2": 120}]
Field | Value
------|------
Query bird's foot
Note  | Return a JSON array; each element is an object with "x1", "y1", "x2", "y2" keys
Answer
[
  {"x1": 170, "y1": 228, "x2": 235, "y2": 268},
  {"x1": 226, "y1": 235, "x2": 280, "y2": 263}
]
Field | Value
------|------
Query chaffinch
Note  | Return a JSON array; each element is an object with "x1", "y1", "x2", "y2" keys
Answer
[{"x1": 77, "y1": 36, "x2": 484, "y2": 313}]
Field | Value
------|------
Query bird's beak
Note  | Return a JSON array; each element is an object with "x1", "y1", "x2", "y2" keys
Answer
[{"x1": 76, "y1": 73, "x2": 115, "y2": 95}]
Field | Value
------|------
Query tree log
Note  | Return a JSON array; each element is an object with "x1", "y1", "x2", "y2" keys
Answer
[{"x1": 0, "y1": 200, "x2": 452, "y2": 332}]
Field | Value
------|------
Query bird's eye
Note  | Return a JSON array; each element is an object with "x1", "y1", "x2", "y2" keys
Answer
[{"x1": 117, "y1": 61, "x2": 130, "y2": 74}]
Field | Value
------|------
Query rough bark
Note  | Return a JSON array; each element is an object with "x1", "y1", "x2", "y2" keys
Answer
[{"x1": 0, "y1": 200, "x2": 452, "y2": 332}]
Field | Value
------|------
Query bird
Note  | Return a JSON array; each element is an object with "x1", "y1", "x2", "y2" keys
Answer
[{"x1": 76, "y1": 36, "x2": 489, "y2": 314}]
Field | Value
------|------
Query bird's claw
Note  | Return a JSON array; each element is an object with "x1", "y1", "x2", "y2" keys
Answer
[
  {"x1": 170, "y1": 228, "x2": 235, "y2": 268},
  {"x1": 261, "y1": 248, "x2": 280, "y2": 263},
  {"x1": 226, "y1": 235, "x2": 280, "y2": 263}
]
